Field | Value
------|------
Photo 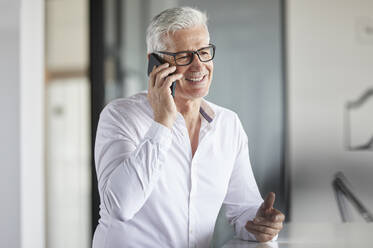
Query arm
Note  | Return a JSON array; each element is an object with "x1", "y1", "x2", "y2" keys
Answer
[
  {"x1": 222, "y1": 114, "x2": 263, "y2": 241},
  {"x1": 223, "y1": 115, "x2": 284, "y2": 242},
  {"x1": 95, "y1": 104, "x2": 172, "y2": 221},
  {"x1": 95, "y1": 61, "x2": 182, "y2": 222}
]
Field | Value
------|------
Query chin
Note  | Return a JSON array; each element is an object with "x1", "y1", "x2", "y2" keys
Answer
[
  {"x1": 184, "y1": 87, "x2": 210, "y2": 99},
  {"x1": 179, "y1": 77, "x2": 211, "y2": 99}
]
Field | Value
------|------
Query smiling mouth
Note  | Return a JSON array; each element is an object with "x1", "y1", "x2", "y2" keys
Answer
[{"x1": 185, "y1": 75, "x2": 207, "y2": 83}]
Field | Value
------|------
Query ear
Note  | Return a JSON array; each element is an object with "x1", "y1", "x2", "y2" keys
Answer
[{"x1": 147, "y1": 53, "x2": 151, "y2": 60}]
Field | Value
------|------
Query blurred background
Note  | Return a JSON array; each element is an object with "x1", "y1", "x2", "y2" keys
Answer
[{"x1": 0, "y1": 0, "x2": 372, "y2": 247}]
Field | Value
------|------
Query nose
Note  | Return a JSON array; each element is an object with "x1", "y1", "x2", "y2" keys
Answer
[{"x1": 189, "y1": 52, "x2": 204, "y2": 69}]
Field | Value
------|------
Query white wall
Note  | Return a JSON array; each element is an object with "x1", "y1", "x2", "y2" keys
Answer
[
  {"x1": 46, "y1": 79, "x2": 91, "y2": 248},
  {"x1": 45, "y1": 0, "x2": 91, "y2": 247},
  {"x1": 0, "y1": 0, "x2": 45, "y2": 247},
  {"x1": 20, "y1": 1, "x2": 45, "y2": 247},
  {"x1": 46, "y1": 0, "x2": 88, "y2": 71},
  {"x1": 287, "y1": 0, "x2": 373, "y2": 222},
  {"x1": 0, "y1": 1, "x2": 21, "y2": 246}
]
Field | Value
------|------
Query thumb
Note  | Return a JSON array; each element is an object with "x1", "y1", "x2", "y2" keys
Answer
[{"x1": 262, "y1": 192, "x2": 275, "y2": 211}]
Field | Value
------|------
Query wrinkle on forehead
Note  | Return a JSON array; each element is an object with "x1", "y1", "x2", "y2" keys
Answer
[{"x1": 163, "y1": 25, "x2": 210, "y2": 52}]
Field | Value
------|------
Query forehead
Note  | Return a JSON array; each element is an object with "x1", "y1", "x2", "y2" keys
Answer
[{"x1": 165, "y1": 25, "x2": 210, "y2": 52}]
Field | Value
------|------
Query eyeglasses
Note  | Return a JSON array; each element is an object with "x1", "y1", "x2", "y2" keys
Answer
[{"x1": 156, "y1": 44, "x2": 216, "y2": 66}]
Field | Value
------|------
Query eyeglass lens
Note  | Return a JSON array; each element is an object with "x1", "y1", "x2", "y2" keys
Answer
[{"x1": 175, "y1": 46, "x2": 214, "y2": 65}]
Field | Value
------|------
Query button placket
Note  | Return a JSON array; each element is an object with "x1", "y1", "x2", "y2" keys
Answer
[{"x1": 189, "y1": 171, "x2": 194, "y2": 245}]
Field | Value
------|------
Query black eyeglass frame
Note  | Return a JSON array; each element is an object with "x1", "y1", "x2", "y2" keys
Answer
[{"x1": 156, "y1": 44, "x2": 216, "y2": 66}]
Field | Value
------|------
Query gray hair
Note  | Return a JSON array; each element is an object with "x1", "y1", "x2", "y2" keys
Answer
[{"x1": 146, "y1": 6, "x2": 209, "y2": 54}]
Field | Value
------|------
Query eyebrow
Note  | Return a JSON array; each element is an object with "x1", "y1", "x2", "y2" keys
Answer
[{"x1": 170, "y1": 45, "x2": 212, "y2": 54}]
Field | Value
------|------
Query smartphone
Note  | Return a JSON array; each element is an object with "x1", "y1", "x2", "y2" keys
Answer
[{"x1": 147, "y1": 53, "x2": 176, "y2": 97}]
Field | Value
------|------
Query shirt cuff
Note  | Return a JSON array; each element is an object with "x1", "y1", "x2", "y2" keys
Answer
[
  {"x1": 234, "y1": 205, "x2": 261, "y2": 241},
  {"x1": 144, "y1": 121, "x2": 172, "y2": 150},
  {"x1": 235, "y1": 207, "x2": 279, "y2": 242}
]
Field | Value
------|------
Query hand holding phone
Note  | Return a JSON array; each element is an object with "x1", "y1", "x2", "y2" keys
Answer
[
  {"x1": 147, "y1": 53, "x2": 176, "y2": 97},
  {"x1": 147, "y1": 54, "x2": 182, "y2": 128}
]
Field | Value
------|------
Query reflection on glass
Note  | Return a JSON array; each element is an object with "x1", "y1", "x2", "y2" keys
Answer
[
  {"x1": 332, "y1": 171, "x2": 373, "y2": 222},
  {"x1": 344, "y1": 88, "x2": 373, "y2": 151}
]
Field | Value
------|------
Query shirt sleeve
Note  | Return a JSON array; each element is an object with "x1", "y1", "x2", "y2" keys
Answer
[
  {"x1": 222, "y1": 114, "x2": 264, "y2": 241},
  {"x1": 94, "y1": 103, "x2": 172, "y2": 221}
]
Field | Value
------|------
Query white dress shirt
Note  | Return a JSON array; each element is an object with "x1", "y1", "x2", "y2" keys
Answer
[{"x1": 92, "y1": 92, "x2": 264, "y2": 248}]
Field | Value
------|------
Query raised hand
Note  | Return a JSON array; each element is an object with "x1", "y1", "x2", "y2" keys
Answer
[
  {"x1": 245, "y1": 192, "x2": 285, "y2": 242},
  {"x1": 147, "y1": 63, "x2": 183, "y2": 129}
]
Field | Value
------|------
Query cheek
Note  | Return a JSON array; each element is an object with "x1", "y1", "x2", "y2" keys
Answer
[
  {"x1": 175, "y1": 67, "x2": 187, "y2": 75},
  {"x1": 207, "y1": 62, "x2": 213, "y2": 73},
  {"x1": 176, "y1": 70, "x2": 187, "y2": 83},
  {"x1": 208, "y1": 64, "x2": 213, "y2": 78}
]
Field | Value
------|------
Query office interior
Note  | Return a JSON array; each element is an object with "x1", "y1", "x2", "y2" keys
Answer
[{"x1": 1, "y1": 0, "x2": 372, "y2": 247}]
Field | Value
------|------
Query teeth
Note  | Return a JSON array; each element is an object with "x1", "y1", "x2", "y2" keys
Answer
[{"x1": 187, "y1": 76, "x2": 204, "y2": 82}]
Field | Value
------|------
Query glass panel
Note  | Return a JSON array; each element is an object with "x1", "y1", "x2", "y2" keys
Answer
[
  {"x1": 99, "y1": 1, "x2": 285, "y2": 247},
  {"x1": 45, "y1": 0, "x2": 91, "y2": 247}
]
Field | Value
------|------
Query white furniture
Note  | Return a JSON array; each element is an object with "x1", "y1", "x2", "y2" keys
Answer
[{"x1": 223, "y1": 223, "x2": 373, "y2": 248}]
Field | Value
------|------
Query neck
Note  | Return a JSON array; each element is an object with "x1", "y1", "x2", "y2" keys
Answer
[{"x1": 174, "y1": 96, "x2": 201, "y2": 124}]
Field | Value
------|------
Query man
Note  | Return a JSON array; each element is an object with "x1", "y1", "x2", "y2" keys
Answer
[{"x1": 92, "y1": 6, "x2": 285, "y2": 248}]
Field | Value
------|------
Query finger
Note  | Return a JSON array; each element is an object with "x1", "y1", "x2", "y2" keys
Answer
[
  {"x1": 269, "y1": 209, "x2": 285, "y2": 223},
  {"x1": 245, "y1": 221, "x2": 278, "y2": 236},
  {"x1": 150, "y1": 62, "x2": 169, "y2": 77},
  {"x1": 249, "y1": 230, "x2": 274, "y2": 243},
  {"x1": 149, "y1": 62, "x2": 169, "y2": 83},
  {"x1": 149, "y1": 63, "x2": 170, "y2": 87},
  {"x1": 253, "y1": 217, "x2": 283, "y2": 230},
  {"x1": 161, "y1": 73, "x2": 183, "y2": 90},
  {"x1": 245, "y1": 224, "x2": 275, "y2": 243},
  {"x1": 262, "y1": 192, "x2": 275, "y2": 211},
  {"x1": 155, "y1": 66, "x2": 177, "y2": 88}
]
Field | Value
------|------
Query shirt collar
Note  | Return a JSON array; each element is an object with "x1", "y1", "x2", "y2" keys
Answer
[{"x1": 199, "y1": 99, "x2": 215, "y2": 123}]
